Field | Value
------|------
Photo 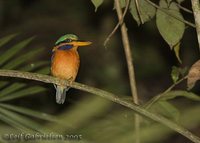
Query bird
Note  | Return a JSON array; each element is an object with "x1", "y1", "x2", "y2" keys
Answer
[{"x1": 51, "y1": 34, "x2": 91, "y2": 104}]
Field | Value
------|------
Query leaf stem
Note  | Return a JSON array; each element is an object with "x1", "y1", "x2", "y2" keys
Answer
[
  {"x1": 104, "y1": 0, "x2": 130, "y2": 47},
  {"x1": 175, "y1": 2, "x2": 193, "y2": 14},
  {"x1": 144, "y1": 76, "x2": 188, "y2": 109},
  {"x1": 135, "y1": 0, "x2": 144, "y2": 24}
]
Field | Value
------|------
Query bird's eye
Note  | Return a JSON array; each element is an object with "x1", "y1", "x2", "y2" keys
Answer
[{"x1": 65, "y1": 39, "x2": 72, "y2": 43}]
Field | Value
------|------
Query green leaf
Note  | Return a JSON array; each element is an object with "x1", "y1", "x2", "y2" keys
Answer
[
  {"x1": 0, "y1": 107, "x2": 41, "y2": 132},
  {"x1": 0, "y1": 37, "x2": 34, "y2": 67},
  {"x1": 19, "y1": 61, "x2": 49, "y2": 71},
  {"x1": 43, "y1": 96, "x2": 112, "y2": 132},
  {"x1": 179, "y1": 67, "x2": 188, "y2": 77},
  {"x1": 0, "y1": 103, "x2": 59, "y2": 123},
  {"x1": 156, "y1": 1, "x2": 185, "y2": 48},
  {"x1": 176, "y1": 0, "x2": 185, "y2": 3},
  {"x1": 0, "y1": 86, "x2": 46, "y2": 101},
  {"x1": 3, "y1": 48, "x2": 44, "y2": 69},
  {"x1": 0, "y1": 136, "x2": 8, "y2": 143},
  {"x1": 100, "y1": 105, "x2": 200, "y2": 143},
  {"x1": 0, "y1": 104, "x2": 57, "y2": 122},
  {"x1": 166, "y1": 0, "x2": 173, "y2": 6},
  {"x1": 119, "y1": 0, "x2": 126, "y2": 8},
  {"x1": 36, "y1": 67, "x2": 50, "y2": 74},
  {"x1": 174, "y1": 42, "x2": 182, "y2": 63},
  {"x1": 0, "y1": 81, "x2": 9, "y2": 90},
  {"x1": 114, "y1": 0, "x2": 126, "y2": 9},
  {"x1": 130, "y1": 0, "x2": 156, "y2": 25},
  {"x1": 158, "y1": 101, "x2": 180, "y2": 121},
  {"x1": 171, "y1": 66, "x2": 180, "y2": 83},
  {"x1": 0, "y1": 112, "x2": 31, "y2": 132},
  {"x1": 91, "y1": 0, "x2": 104, "y2": 12},
  {"x1": 160, "y1": 90, "x2": 200, "y2": 101},
  {"x1": 0, "y1": 34, "x2": 17, "y2": 47},
  {"x1": 171, "y1": 66, "x2": 188, "y2": 83},
  {"x1": 0, "y1": 83, "x2": 26, "y2": 97}
]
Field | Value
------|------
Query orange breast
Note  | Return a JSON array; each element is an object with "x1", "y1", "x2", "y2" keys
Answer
[{"x1": 51, "y1": 49, "x2": 80, "y2": 81}]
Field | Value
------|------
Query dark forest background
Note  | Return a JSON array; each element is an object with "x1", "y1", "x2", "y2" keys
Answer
[{"x1": 0, "y1": 0, "x2": 199, "y2": 143}]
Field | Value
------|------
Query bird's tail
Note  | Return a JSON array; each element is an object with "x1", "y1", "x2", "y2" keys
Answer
[{"x1": 54, "y1": 85, "x2": 69, "y2": 104}]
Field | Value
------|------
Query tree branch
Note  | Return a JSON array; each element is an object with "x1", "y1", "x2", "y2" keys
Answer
[
  {"x1": 104, "y1": 0, "x2": 130, "y2": 47},
  {"x1": 175, "y1": 2, "x2": 193, "y2": 14},
  {"x1": 135, "y1": 0, "x2": 144, "y2": 24},
  {"x1": 191, "y1": 0, "x2": 200, "y2": 52},
  {"x1": 115, "y1": 0, "x2": 139, "y2": 110},
  {"x1": 0, "y1": 70, "x2": 199, "y2": 142},
  {"x1": 114, "y1": 0, "x2": 140, "y2": 142}
]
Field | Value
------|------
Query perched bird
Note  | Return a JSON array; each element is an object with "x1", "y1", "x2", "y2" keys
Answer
[{"x1": 51, "y1": 34, "x2": 91, "y2": 104}]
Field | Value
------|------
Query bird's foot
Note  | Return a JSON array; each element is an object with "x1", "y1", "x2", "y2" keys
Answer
[{"x1": 68, "y1": 77, "x2": 73, "y2": 87}]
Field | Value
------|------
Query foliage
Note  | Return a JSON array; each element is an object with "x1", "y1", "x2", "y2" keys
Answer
[
  {"x1": 90, "y1": 0, "x2": 200, "y2": 142},
  {"x1": 171, "y1": 66, "x2": 187, "y2": 83},
  {"x1": 0, "y1": 0, "x2": 199, "y2": 143},
  {"x1": 91, "y1": 0, "x2": 188, "y2": 63},
  {"x1": 91, "y1": 0, "x2": 104, "y2": 12},
  {"x1": 130, "y1": 0, "x2": 156, "y2": 25},
  {"x1": 0, "y1": 34, "x2": 52, "y2": 142},
  {"x1": 0, "y1": 32, "x2": 198, "y2": 142},
  {"x1": 156, "y1": 0, "x2": 185, "y2": 48}
]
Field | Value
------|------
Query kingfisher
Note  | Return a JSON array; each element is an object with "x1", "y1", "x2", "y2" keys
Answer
[{"x1": 51, "y1": 34, "x2": 91, "y2": 104}]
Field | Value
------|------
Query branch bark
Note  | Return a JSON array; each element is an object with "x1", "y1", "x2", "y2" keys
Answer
[
  {"x1": 114, "y1": 0, "x2": 140, "y2": 142},
  {"x1": 0, "y1": 73, "x2": 199, "y2": 141},
  {"x1": 104, "y1": 0, "x2": 130, "y2": 47},
  {"x1": 191, "y1": 0, "x2": 200, "y2": 52},
  {"x1": 114, "y1": 0, "x2": 138, "y2": 109}
]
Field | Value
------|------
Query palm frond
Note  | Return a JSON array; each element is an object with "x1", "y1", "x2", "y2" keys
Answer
[
  {"x1": 19, "y1": 61, "x2": 49, "y2": 71},
  {"x1": 0, "y1": 37, "x2": 34, "y2": 67},
  {"x1": 0, "y1": 34, "x2": 17, "y2": 47},
  {"x1": 0, "y1": 86, "x2": 46, "y2": 101},
  {"x1": 0, "y1": 107, "x2": 42, "y2": 132},
  {"x1": 3, "y1": 48, "x2": 45, "y2": 69},
  {"x1": 0, "y1": 34, "x2": 51, "y2": 133},
  {"x1": 0, "y1": 103, "x2": 58, "y2": 122}
]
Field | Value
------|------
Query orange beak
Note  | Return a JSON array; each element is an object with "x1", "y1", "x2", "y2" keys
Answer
[
  {"x1": 73, "y1": 41, "x2": 92, "y2": 47},
  {"x1": 52, "y1": 41, "x2": 92, "y2": 52}
]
